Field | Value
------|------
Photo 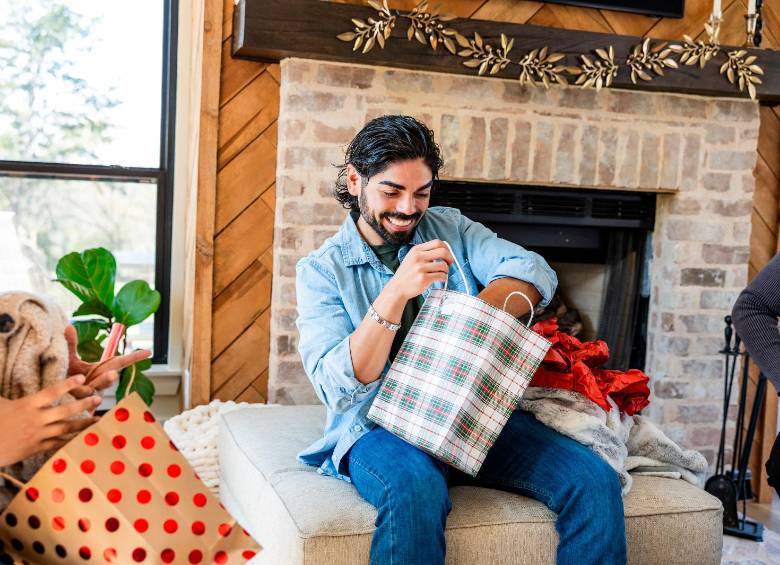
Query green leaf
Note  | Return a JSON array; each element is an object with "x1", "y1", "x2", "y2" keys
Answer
[
  {"x1": 55, "y1": 248, "x2": 116, "y2": 308},
  {"x1": 117, "y1": 364, "x2": 155, "y2": 406},
  {"x1": 72, "y1": 319, "x2": 109, "y2": 345},
  {"x1": 112, "y1": 280, "x2": 161, "y2": 326},
  {"x1": 72, "y1": 299, "x2": 113, "y2": 319},
  {"x1": 78, "y1": 339, "x2": 104, "y2": 362}
]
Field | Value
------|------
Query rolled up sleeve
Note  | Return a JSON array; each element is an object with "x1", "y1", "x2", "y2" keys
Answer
[
  {"x1": 455, "y1": 209, "x2": 558, "y2": 306},
  {"x1": 295, "y1": 259, "x2": 380, "y2": 413}
]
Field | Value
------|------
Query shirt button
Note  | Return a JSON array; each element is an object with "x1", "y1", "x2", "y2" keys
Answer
[{"x1": 352, "y1": 425, "x2": 363, "y2": 432}]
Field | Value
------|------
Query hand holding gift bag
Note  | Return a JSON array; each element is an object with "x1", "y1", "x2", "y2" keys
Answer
[
  {"x1": 368, "y1": 242, "x2": 553, "y2": 476},
  {"x1": 0, "y1": 393, "x2": 260, "y2": 564}
]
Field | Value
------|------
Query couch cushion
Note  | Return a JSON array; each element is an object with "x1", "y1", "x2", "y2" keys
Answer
[{"x1": 219, "y1": 405, "x2": 722, "y2": 565}]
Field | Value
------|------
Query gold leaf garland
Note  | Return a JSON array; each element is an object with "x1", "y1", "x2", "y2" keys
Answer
[
  {"x1": 570, "y1": 47, "x2": 618, "y2": 90},
  {"x1": 626, "y1": 38, "x2": 678, "y2": 84},
  {"x1": 403, "y1": 0, "x2": 459, "y2": 54},
  {"x1": 721, "y1": 50, "x2": 764, "y2": 100},
  {"x1": 668, "y1": 35, "x2": 720, "y2": 69},
  {"x1": 337, "y1": 0, "x2": 396, "y2": 53},
  {"x1": 336, "y1": 0, "x2": 764, "y2": 99},
  {"x1": 457, "y1": 32, "x2": 512, "y2": 76},
  {"x1": 517, "y1": 46, "x2": 568, "y2": 87}
]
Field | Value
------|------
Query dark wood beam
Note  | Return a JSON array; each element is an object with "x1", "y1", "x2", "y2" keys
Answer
[{"x1": 233, "y1": 0, "x2": 780, "y2": 104}]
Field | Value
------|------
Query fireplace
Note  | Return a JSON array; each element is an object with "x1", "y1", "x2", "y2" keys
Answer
[
  {"x1": 269, "y1": 58, "x2": 759, "y2": 461},
  {"x1": 431, "y1": 181, "x2": 655, "y2": 371}
]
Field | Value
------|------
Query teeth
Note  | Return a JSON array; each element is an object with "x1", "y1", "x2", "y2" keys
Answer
[{"x1": 388, "y1": 217, "x2": 413, "y2": 227}]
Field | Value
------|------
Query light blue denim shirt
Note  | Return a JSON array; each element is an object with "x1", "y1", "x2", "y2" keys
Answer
[{"x1": 295, "y1": 206, "x2": 558, "y2": 481}]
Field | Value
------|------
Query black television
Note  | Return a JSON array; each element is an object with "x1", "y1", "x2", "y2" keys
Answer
[{"x1": 543, "y1": 0, "x2": 684, "y2": 18}]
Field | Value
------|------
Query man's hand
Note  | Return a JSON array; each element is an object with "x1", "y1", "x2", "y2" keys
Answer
[
  {"x1": 0, "y1": 376, "x2": 100, "y2": 467},
  {"x1": 65, "y1": 325, "x2": 151, "y2": 399},
  {"x1": 386, "y1": 239, "x2": 454, "y2": 301}
]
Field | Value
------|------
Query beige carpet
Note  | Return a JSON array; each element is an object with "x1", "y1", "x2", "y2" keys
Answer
[{"x1": 721, "y1": 524, "x2": 780, "y2": 564}]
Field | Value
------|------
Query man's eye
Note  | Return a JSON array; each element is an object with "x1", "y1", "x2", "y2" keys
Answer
[
  {"x1": 416, "y1": 193, "x2": 430, "y2": 198},
  {"x1": 383, "y1": 192, "x2": 397, "y2": 197}
]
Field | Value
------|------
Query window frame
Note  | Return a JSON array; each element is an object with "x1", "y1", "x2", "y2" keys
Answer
[{"x1": 0, "y1": 0, "x2": 179, "y2": 365}]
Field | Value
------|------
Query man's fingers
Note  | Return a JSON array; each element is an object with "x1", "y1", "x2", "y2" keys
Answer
[
  {"x1": 43, "y1": 395, "x2": 101, "y2": 423},
  {"x1": 419, "y1": 248, "x2": 454, "y2": 265},
  {"x1": 87, "y1": 370, "x2": 119, "y2": 392},
  {"x1": 64, "y1": 325, "x2": 78, "y2": 354},
  {"x1": 98, "y1": 349, "x2": 151, "y2": 373},
  {"x1": 31, "y1": 375, "x2": 87, "y2": 407},
  {"x1": 44, "y1": 416, "x2": 99, "y2": 440},
  {"x1": 38, "y1": 437, "x2": 70, "y2": 454},
  {"x1": 69, "y1": 384, "x2": 95, "y2": 400}
]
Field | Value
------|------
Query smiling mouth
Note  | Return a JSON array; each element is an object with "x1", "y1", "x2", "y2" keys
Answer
[{"x1": 385, "y1": 216, "x2": 416, "y2": 230}]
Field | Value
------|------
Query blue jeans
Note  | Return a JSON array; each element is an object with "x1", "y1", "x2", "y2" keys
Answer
[{"x1": 347, "y1": 410, "x2": 627, "y2": 565}]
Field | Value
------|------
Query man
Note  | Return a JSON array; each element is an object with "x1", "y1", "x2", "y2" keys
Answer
[
  {"x1": 732, "y1": 251, "x2": 780, "y2": 497},
  {"x1": 296, "y1": 115, "x2": 626, "y2": 564}
]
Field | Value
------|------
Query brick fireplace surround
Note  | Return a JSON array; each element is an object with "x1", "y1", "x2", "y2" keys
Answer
[{"x1": 269, "y1": 58, "x2": 760, "y2": 464}]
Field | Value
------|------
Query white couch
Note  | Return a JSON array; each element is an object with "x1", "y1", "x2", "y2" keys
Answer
[{"x1": 219, "y1": 405, "x2": 723, "y2": 564}]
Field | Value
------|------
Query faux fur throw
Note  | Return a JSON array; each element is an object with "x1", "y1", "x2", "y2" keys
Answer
[
  {"x1": 0, "y1": 291, "x2": 71, "y2": 510},
  {"x1": 518, "y1": 387, "x2": 709, "y2": 495}
]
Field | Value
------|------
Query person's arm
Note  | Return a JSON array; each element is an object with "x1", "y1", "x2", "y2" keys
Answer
[
  {"x1": 732, "y1": 251, "x2": 780, "y2": 391},
  {"x1": 476, "y1": 276, "x2": 542, "y2": 317},
  {"x1": 0, "y1": 376, "x2": 100, "y2": 467},
  {"x1": 296, "y1": 242, "x2": 453, "y2": 410},
  {"x1": 448, "y1": 208, "x2": 557, "y2": 312}
]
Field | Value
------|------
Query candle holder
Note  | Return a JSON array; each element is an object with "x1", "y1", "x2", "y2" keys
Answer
[
  {"x1": 706, "y1": 12, "x2": 722, "y2": 45},
  {"x1": 746, "y1": 13, "x2": 759, "y2": 47},
  {"x1": 746, "y1": 0, "x2": 764, "y2": 47}
]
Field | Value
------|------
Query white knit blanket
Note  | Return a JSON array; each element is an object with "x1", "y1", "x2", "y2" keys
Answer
[
  {"x1": 163, "y1": 400, "x2": 274, "y2": 493},
  {"x1": 519, "y1": 387, "x2": 709, "y2": 495}
]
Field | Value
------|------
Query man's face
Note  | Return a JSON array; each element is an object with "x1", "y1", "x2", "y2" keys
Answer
[{"x1": 348, "y1": 158, "x2": 433, "y2": 246}]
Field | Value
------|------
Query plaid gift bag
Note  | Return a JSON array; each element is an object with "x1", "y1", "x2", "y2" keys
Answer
[{"x1": 367, "y1": 242, "x2": 552, "y2": 476}]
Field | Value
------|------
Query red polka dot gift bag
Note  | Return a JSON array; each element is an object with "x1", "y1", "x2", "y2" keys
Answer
[{"x1": 0, "y1": 393, "x2": 260, "y2": 564}]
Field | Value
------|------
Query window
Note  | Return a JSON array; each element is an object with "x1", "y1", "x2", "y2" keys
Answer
[{"x1": 0, "y1": 0, "x2": 177, "y2": 363}]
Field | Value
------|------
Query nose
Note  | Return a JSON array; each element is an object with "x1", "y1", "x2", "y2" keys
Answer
[
  {"x1": 397, "y1": 193, "x2": 416, "y2": 216},
  {"x1": 0, "y1": 314, "x2": 14, "y2": 333}
]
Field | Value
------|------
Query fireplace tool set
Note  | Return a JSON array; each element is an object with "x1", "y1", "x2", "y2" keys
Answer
[{"x1": 705, "y1": 315, "x2": 766, "y2": 541}]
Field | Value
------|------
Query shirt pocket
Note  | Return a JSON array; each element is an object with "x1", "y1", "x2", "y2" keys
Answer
[{"x1": 447, "y1": 259, "x2": 475, "y2": 295}]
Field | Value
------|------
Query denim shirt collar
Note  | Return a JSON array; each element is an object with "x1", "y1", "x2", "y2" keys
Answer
[{"x1": 338, "y1": 211, "x2": 425, "y2": 273}]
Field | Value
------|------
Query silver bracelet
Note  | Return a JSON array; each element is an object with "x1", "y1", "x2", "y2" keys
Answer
[{"x1": 367, "y1": 303, "x2": 401, "y2": 332}]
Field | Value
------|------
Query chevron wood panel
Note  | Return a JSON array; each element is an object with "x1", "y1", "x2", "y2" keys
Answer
[
  {"x1": 221, "y1": 39, "x2": 267, "y2": 107},
  {"x1": 217, "y1": 69, "x2": 279, "y2": 169},
  {"x1": 215, "y1": 125, "x2": 277, "y2": 232},
  {"x1": 213, "y1": 189, "x2": 275, "y2": 295},
  {"x1": 205, "y1": 0, "x2": 780, "y2": 495}
]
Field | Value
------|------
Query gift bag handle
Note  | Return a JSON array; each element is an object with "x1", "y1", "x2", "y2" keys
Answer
[
  {"x1": 0, "y1": 470, "x2": 25, "y2": 490},
  {"x1": 441, "y1": 241, "x2": 472, "y2": 296},
  {"x1": 503, "y1": 291, "x2": 536, "y2": 328}
]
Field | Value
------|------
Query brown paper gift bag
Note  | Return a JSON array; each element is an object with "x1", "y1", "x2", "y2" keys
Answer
[{"x1": 0, "y1": 393, "x2": 260, "y2": 564}]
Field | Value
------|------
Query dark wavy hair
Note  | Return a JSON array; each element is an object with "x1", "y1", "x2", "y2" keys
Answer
[{"x1": 334, "y1": 115, "x2": 444, "y2": 213}]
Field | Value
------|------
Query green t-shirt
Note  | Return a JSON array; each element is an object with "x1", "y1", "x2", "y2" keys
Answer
[{"x1": 370, "y1": 243, "x2": 425, "y2": 363}]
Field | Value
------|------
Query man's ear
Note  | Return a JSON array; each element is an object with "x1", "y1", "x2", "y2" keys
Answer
[{"x1": 346, "y1": 164, "x2": 362, "y2": 198}]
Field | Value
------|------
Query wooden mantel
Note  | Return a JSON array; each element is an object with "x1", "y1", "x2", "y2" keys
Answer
[{"x1": 232, "y1": 0, "x2": 780, "y2": 104}]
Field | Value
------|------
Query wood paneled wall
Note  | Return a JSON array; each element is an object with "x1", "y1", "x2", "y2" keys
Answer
[{"x1": 193, "y1": 0, "x2": 780, "y2": 497}]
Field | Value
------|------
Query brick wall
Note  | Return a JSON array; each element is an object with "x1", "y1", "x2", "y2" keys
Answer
[{"x1": 271, "y1": 58, "x2": 760, "y2": 463}]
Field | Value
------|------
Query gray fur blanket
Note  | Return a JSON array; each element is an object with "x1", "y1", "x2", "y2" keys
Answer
[{"x1": 519, "y1": 387, "x2": 709, "y2": 495}]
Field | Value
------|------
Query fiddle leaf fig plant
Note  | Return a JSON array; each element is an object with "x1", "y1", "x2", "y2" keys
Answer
[{"x1": 54, "y1": 247, "x2": 160, "y2": 405}]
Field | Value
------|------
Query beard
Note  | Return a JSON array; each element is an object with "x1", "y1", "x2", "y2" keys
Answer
[{"x1": 358, "y1": 190, "x2": 422, "y2": 245}]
